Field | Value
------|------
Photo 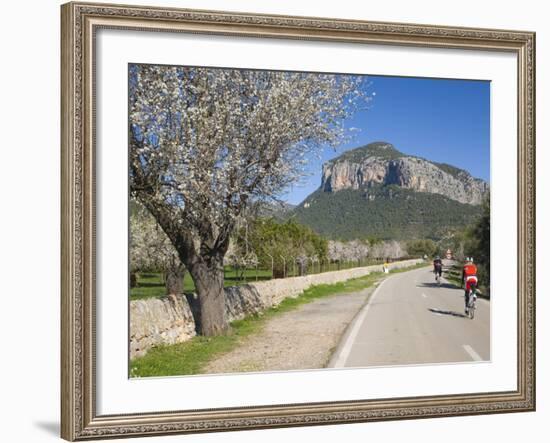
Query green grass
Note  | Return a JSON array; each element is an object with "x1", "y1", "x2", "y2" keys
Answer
[
  {"x1": 130, "y1": 261, "x2": 385, "y2": 301},
  {"x1": 130, "y1": 269, "x2": 275, "y2": 301},
  {"x1": 130, "y1": 261, "x2": 428, "y2": 377},
  {"x1": 444, "y1": 266, "x2": 462, "y2": 286},
  {"x1": 129, "y1": 326, "x2": 254, "y2": 378},
  {"x1": 130, "y1": 273, "x2": 181, "y2": 300}
]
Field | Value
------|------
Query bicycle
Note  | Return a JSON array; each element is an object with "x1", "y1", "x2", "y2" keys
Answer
[
  {"x1": 434, "y1": 266, "x2": 442, "y2": 286},
  {"x1": 465, "y1": 288, "x2": 478, "y2": 319}
]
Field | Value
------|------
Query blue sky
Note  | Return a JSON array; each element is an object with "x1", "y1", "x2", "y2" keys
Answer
[{"x1": 282, "y1": 75, "x2": 490, "y2": 205}]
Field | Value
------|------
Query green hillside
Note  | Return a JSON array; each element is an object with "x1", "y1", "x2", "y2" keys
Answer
[{"x1": 291, "y1": 185, "x2": 482, "y2": 241}]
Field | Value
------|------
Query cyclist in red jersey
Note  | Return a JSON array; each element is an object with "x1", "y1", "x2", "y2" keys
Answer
[{"x1": 462, "y1": 257, "x2": 478, "y2": 314}]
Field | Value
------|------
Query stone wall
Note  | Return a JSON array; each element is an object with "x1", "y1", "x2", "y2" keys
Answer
[
  {"x1": 130, "y1": 294, "x2": 197, "y2": 359},
  {"x1": 130, "y1": 258, "x2": 423, "y2": 359}
]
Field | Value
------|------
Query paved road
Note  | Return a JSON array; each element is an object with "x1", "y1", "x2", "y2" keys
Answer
[
  {"x1": 329, "y1": 264, "x2": 490, "y2": 368},
  {"x1": 204, "y1": 286, "x2": 375, "y2": 374}
]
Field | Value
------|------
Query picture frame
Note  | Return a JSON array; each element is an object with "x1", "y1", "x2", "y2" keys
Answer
[{"x1": 61, "y1": 1, "x2": 536, "y2": 440}]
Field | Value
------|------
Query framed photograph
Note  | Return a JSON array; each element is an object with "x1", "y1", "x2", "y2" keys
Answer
[{"x1": 61, "y1": 1, "x2": 535, "y2": 440}]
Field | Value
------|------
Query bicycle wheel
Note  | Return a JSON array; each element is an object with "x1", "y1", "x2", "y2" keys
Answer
[{"x1": 468, "y1": 294, "x2": 476, "y2": 319}]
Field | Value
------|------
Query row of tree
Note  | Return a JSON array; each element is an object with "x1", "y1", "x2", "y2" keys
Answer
[
  {"x1": 131, "y1": 205, "x2": 416, "y2": 296},
  {"x1": 327, "y1": 239, "x2": 407, "y2": 262},
  {"x1": 406, "y1": 239, "x2": 439, "y2": 258},
  {"x1": 230, "y1": 218, "x2": 327, "y2": 278}
]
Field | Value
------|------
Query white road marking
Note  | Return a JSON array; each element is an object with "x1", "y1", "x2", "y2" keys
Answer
[
  {"x1": 421, "y1": 293, "x2": 428, "y2": 298},
  {"x1": 331, "y1": 277, "x2": 391, "y2": 368},
  {"x1": 463, "y1": 345, "x2": 483, "y2": 361}
]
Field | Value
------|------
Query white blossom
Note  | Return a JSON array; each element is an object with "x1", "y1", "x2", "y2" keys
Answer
[
  {"x1": 129, "y1": 64, "x2": 371, "y2": 259},
  {"x1": 130, "y1": 202, "x2": 181, "y2": 274}
]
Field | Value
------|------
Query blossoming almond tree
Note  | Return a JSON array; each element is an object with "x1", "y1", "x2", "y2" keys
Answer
[
  {"x1": 129, "y1": 64, "x2": 369, "y2": 335},
  {"x1": 130, "y1": 201, "x2": 186, "y2": 295}
]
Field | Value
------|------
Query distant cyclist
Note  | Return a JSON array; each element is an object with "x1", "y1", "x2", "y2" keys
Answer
[
  {"x1": 433, "y1": 256, "x2": 443, "y2": 281},
  {"x1": 462, "y1": 257, "x2": 478, "y2": 314}
]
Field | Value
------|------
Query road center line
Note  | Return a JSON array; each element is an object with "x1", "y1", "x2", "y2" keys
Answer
[
  {"x1": 330, "y1": 277, "x2": 392, "y2": 368},
  {"x1": 463, "y1": 345, "x2": 483, "y2": 361}
]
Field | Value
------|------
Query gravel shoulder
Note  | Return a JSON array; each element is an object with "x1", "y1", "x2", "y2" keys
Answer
[{"x1": 203, "y1": 286, "x2": 375, "y2": 374}]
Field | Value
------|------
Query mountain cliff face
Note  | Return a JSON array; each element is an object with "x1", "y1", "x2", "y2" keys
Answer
[
  {"x1": 320, "y1": 142, "x2": 488, "y2": 205},
  {"x1": 291, "y1": 142, "x2": 489, "y2": 240}
]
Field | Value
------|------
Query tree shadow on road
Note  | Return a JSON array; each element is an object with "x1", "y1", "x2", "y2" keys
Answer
[
  {"x1": 428, "y1": 308, "x2": 467, "y2": 318},
  {"x1": 417, "y1": 282, "x2": 457, "y2": 290}
]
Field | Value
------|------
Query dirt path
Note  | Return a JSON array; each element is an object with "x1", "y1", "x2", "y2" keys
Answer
[{"x1": 203, "y1": 286, "x2": 375, "y2": 374}]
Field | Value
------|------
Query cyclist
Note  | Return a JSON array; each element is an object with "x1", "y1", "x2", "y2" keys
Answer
[
  {"x1": 462, "y1": 257, "x2": 478, "y2": 314},
  {"x1": 433, "y1": 256, "x2": 443, "y2": 282}
]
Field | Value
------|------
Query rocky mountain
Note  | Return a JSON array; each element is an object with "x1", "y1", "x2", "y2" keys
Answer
[
  {"x1": 290, "y1": 142, "x2": 489, "y2": 241},
  {"x1": 320, "y1": 142, "x2": 488, "y2": 205}
]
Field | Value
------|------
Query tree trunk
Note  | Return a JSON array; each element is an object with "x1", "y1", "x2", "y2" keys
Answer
[
  {"x1": 190, "y1": 263, "x2": 228, "y2": 336},
  {"x1": 135, "y1": 197, "x2": 231, "y2": 336},
  {"x1": 130, "y1": 272, "x2": 138, "y2": 288},
  {"x1": 164, "y1": 263, "x2": 185, "y2": 295}
]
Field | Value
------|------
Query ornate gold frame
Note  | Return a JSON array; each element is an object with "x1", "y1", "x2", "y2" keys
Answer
[{"x1": 61, "y1": 2, "x2": 536, "y2": 440}]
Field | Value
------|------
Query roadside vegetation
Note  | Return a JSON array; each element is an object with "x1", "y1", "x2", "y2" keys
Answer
[
  {"x1": 406, "y1": 239, "x2": 438, "y2": 257},
  {"x1": 443, "y1": 263, "x2": 489, "y2": 297},
  {"x1": 441, "y1": 196, "x2": 490, "y2": 294}
]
